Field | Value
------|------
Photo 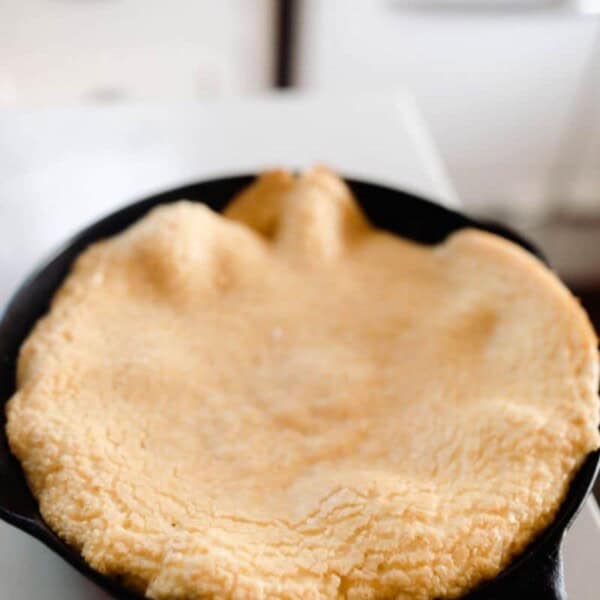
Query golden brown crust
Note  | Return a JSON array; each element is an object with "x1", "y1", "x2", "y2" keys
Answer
[
  {"x1": 224, "y1": 169, "x2": 294, "y2": 237},
  {"x1": 6, "y1": 169, "x2": 599, "y2": 599}
]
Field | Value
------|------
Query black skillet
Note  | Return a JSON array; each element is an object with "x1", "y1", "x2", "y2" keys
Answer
[{"x1": 0, "y1": 175, "x2": 598, "y2": 600}]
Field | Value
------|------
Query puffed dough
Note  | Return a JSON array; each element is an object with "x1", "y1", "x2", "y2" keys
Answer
[{"x1": 6, "y1": 168, "x2": 599, "y2": 599}]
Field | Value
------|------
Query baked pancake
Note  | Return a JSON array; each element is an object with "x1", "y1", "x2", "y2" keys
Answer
[{"x1": 6, "y1": 168, "x2": 599, "y2": 599}]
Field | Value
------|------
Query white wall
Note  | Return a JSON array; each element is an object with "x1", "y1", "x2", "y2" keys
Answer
[
  {"x1": 0, "y1": 0, "x2": 273, "y2": 106},
  {"x1": 297, "y1": 0, "x2": 600, "y2": 211}
]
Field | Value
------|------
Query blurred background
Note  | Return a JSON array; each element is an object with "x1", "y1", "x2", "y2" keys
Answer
[{"x1": 2, "y1": 0, "x2": 600, "y2": 278}]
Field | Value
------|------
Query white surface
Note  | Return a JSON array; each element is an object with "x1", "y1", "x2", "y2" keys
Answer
[
  {"x1": 565, "y1": 499, "x2": 600, "y2": 599},
  {"x1": 0, "y1": 0, "x2": 272, "y2": 105},
  {"x1": 0, "y1": 93, "x2": 597, "y2": 599},
  {"x1": 296, "y1": 0, "x2": 600, "y2": 211},
  {"x1": 0, "y1": 92, "x2": 457, "y2": 304}
]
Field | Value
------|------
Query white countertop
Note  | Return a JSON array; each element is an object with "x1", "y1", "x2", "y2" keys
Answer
[
  {"x1": 0, "y1": 92, "x2": 457, "y2": 304},
  {"x1": 0, "y1": 92, "x2": 596, "y2": 599}
]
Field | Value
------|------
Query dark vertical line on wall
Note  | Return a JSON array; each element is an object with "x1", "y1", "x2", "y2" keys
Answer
[{"x1": 274, "y1": 0, "x2": 297, "y2": 88}]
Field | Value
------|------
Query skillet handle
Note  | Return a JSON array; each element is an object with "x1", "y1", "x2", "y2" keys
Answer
[
  {"x1": 467, "y1": 535, "x2": 566, "y2": 599},
  {"x1": 504, "y1": 543, "x2": 566, "y2": 600}
]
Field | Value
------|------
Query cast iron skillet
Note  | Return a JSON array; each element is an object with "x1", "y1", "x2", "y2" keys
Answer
[{"x1": 0, "y1": 175, "x2": 598, "y2": 600}]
